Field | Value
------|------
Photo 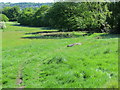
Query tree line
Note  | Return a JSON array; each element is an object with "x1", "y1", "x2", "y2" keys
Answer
[{"x1": 1, "y1": 2, "x2": 120, "y2": 33}]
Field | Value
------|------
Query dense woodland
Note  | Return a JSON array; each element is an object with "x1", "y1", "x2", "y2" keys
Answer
[{"x1": 1, "y1": 2, "x2": 120, "y2": 33}]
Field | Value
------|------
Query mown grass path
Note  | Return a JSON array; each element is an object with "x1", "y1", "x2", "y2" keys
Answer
[{"x1": 2, "y1": 22, "x2": 119, "y2": 88}]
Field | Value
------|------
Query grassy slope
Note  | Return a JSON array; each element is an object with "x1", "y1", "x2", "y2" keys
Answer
[
  {"x1": 2, "y1": 22, "x2": 119, "y2": 88},
  {"x1": 0, "y1": 30, "x2": 2, "y2": 89}
]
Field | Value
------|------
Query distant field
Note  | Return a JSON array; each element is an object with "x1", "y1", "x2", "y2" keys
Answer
[{"x1": 2, "y1": 22, "x2": 119, "y2": 88}]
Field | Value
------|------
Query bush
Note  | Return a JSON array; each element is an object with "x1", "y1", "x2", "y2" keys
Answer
[{"x1": 0, "y1": 14, "x2": 9, "y2": 22}]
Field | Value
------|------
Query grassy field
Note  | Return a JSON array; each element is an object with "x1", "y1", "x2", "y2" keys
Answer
[{"x1": 2, "y1": 22, "x2": 119, "y2": 88}]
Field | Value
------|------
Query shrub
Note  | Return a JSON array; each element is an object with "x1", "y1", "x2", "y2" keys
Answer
[{"x1": 0, "y1": 14, "x2": 9, "y2": 22}]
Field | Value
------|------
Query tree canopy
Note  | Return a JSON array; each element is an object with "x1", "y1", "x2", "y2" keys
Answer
[
  {"x1": 2, "y1": 2, "x2": 120, "y2": 33},
  {"x1": 47, "y1": 2, "x2": 111, "y2": 32},
  {"x1": 2, "y1": 6, "x2": 20, "y2": 21}
]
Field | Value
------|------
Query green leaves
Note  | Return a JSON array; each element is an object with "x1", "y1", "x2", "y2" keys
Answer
[
  {"x1": 2, "y1": 6, "x2": 20, "y2": 21},
  {"x1": 0, "y1": 14, "x2": 9, "y2": 22},
  {"x1": 16, "y1": 2, "x2": 119, "y2": 33},
  {"x1": 47, "y1": 2, "x2": 111, "y2": 32},
  {"x1": 18, "y1": 8, "x2": 35, "y2": 26},
  {"x1": 107, "y1": 2, "x2": 120, "y2": 33},
  {"x1": 18, "y1": 6, "x2": 50, "y2": 27}
]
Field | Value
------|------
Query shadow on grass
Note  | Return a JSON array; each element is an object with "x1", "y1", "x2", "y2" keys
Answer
[
  {"x1": 21, "y1": 33, "x2": 81, "y2": 39},
  {"x1": 99, "y1": 34, "x2": 120, "y2": 39},
  {"x1": 25, "y1": 31, "x2": 60, "y2": 35},
  {"x1": 23, "y1": 34, "x2": 119, "y2": 39},
  {"x1": 21, "y1": 31, "x2": 96, "y2": 39}
]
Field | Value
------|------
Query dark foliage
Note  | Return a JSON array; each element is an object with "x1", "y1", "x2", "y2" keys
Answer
[
  {"x1": 107, "y1": 2, "x2": 120, "y2": 34},
  {"x1": 2, "y1": 2, "x2": 120, "y2": 34},
  {"x1": 2, "y1": 6, "x2": 20, "y2": 21}
]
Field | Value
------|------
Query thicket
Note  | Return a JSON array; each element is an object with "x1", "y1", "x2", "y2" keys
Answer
[{"x1": 2, "y1": 2, "x2": 120, "y2": 33}]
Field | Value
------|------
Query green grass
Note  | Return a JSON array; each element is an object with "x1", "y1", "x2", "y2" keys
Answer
[
  {"x1": 0, "y1": 30, "x2": 2, "y2": 89},
  {"x1": 2, "y1": 22, "x2": 119, "y2": 88}
]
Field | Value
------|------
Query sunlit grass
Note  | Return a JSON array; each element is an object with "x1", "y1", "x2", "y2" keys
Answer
[{"x1": 2, "y1": 22, "x2": 119, "y2": 88}]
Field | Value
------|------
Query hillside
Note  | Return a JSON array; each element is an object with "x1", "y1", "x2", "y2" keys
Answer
[
  {"x1": 0, "y1": 2, "x2": 53, "y2": 9},
  {"x1": 2, "y1": 22, "x2": 118, "y2": 88}
]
